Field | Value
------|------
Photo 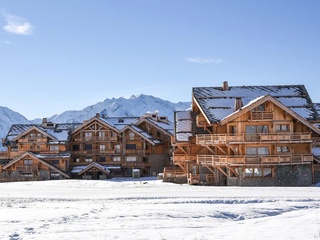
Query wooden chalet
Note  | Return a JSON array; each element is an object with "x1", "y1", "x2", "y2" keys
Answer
[
  {"x1": 0, "y1": 119, "x2": 80, "y2": 181},
  {"x1": 68, "y1": 112, "x2": 173, "y2": 180},
  {"x1": 0, "y1": 112, "x2": 173, "y2": 182},
  {"x1": 168, "y1": 82, "x2": 320, "y2": 186}
]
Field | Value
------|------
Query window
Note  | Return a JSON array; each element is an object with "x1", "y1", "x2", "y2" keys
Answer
[
  {"x1": 24, "y1": 159, "x2": 33, "y2": 165},
  {"x1": 256, "y1": 104, "x2": 265, "y2": 111},
  {"x1": 51, "y1": 160, "x2": 59, "y2": 165},
  {"x1": 84, "y1": 132, "x2": 92, "y2": 140},
  {"x1": 99, "y1": 145, "x2": 105, "y2": 153},
  {"x1": 126, "y1": 144, "x2": 136, "y2": 150},
  {"x1": 277, "y1": 146, "x2": 289, "y2": 153},
  {"x1": 98, "y1": 131, "x2": 105, "y2": 140},
  {"x1": 73, "y1": 158, "x2": 80, "y2": 163},
  {"x1": 129, "y1": 132, "x2": 135, "y2": 140},
  {"x1": 113, "y1": 156, "x2": 121, "y2": 162},
  {"x1": 156, "y1": 131, "x2": 161, "y2": 137},
  {"x1": 73, "y1": 145, "x2": 79, "y2": 151},
  {"x1": 229, "y1": 125, "x2": 237, "y2": 135},
  {"x1": 276, "y1": 124, "x2": 289, "y2": 132},
  {"x1": 245, "y1": 168, "x2": 273, "y2": 178},
  {"x1": 85, "y1": 158, "x2": 92, "y2": 162},
  {"x1": 50, "y1": 145, "x2": 59, "y2": 152},
  {"x1": 114, "y1": 144, "x2": 121, "y2": 153},
  {"x1": 11, "y1": 146, "x2": 18, "y2": 152},
  {"x1": 85, "y1": 144, "x2": 92, "y2": 150},
  {"x1": 37, "y1": 133, "x2": 42, "y2": 138},
  {"x1": 246, "y1": 125, "x2": 268, "y2": 141},
  {"x1": 21, "y1": 173, "x2": 33, "y2": 178},
  {"x1": 246, "y1": 147, "x2": 269, "y2": 155},
  {"x1": 99, "y1": 157, "x2": 106, "y2": 162},
  {"x1": 126, "y1": 156, "x2": 136, "y2": 162}
]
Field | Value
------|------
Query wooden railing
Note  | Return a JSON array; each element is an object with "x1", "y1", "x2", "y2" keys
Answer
[
  {"x1": 123, "y1": 162, "x2": 151, "y2": 168},
  {"x1": 18, "y1": 137, "x2": 48, "y2": 143},
  {"x1": 16, "y1": 165, "x2": 39, "y2": 172},
  {"x1": 73, "y1": 136, "x2": 118, "y2": 142},
  {"x1": 196, "y1": 133, "x2": 312, "y2": 145},
  {"x1": 250, "y1": 111, "x2": 273, "y2": 120},
  {"x1": 197, "y1": 154, "x2": 313, "y2": 166},
  {"x1": 173, "y1": 154, "x2": 197, "y2": 163}
]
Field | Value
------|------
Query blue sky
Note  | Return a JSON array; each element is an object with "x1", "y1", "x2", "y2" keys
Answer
[{"x1": 0, "y1": 1, "x2": 319, "y2": 120}]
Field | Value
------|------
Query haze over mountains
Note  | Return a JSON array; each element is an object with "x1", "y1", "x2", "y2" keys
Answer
[{"x1": 0, "y1": 94, "x2": 191, "y2": 149}]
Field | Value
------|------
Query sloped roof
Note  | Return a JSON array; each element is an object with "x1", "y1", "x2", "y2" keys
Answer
[
  {"x1": 174, "y1": 111, "x2": 209, "y2": 142},
  {"x1": 99, "y1": 117, "x2": 140, "y2": 131},
  {"x1": 4, "y1": 123, "x2": 80, "y2": 144},
  {"x1": 125, "y1": 125, "x2": 160, "y2": 144},
  {"x1": 3, "y1": 152, "x2": 70, "y2": 178},
  {"x1": 193, "y1": 85, "x2": 319, "y2": 123},
  {"x1": 220, "y1": 95, "x2": 320, "y2": 134},
  {"x1": 70, "y1": 162, "x2": 118, "y2": 175}
]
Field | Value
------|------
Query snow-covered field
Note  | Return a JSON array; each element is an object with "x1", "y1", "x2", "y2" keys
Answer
[{"x1": 0, "y1": 178, "x2": 319, "y2": 240}]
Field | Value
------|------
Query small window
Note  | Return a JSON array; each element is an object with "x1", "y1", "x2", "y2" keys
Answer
[
  {"x1": 73, "y1": 145, "x2": 79, "y2": 151},
  {"x1": 257, "y1": 104, "x2": 265, "y2": 111},
  {"x1": 85, "y1": 158, "x2": 92, "y2": 163},
  {"x1": 85, "y1": 144, "x2": 92, "y2": 150},
  {"x1": 126, "y1": 144, "x2": 136, "y2": 150},
  {"x1": 113, "y1": 156, "x2": 121, "y2": 162},
  {"x1": 156, "y1": 131, "x2": 161, "y2": 137},
  {"x1": 98, "y1": 131, "x2": 105, "y2": 140},
  {"x1": 126, "y1": 156, "x2": 136, "y2": 162},
  {"x1": 73, "y1": 158, "x2": 80, "y2": 163},
  {"x1": 129, "y1": 132, "x2": 135, "y2": 140},
  {"x1": 277, "y1": 146, "x2": 289, "y2": 153},
  {"x1": 51, "y1": 160, "x2": 59, "y2": 165},
  {"x1": 276, "y1": 124, "x2": 289, "y2": 132},
  {"x1": 114, "y1": 144, "x2": 121, "y2": 153},
  {"x1": 11, "y1": 146, "x2": 18, "y2": 152},
  {"x1": 99, "y1": 157, "x2": 106, "y2": 162},
  {"x1": 24, "y1": 159, "x2": 33, "y2": 165},
  {"x1": 50, "y1": 145, "x2": 59, "y2": 152},
  {"x1": 245, "y1": 167, "x2": 273, "y2": 178},
  {"x1": 99, "y1": 145, "x2": 105, "y2": 153},
  {"x1": 84, "y1": 132, "x2": 92, "y2": 139}
]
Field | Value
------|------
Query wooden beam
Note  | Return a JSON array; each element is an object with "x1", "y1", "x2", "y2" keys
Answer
[
  {"x1": 216, "y1": 166, "x2": 228, "y2": 178},
  {"x1": 205, "y1": 146, "x2": 216, "y2": 155}
]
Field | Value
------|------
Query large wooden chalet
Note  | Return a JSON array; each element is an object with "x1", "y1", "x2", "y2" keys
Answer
[
  {"x1": 167, "y1": 82, "x2": 320, "y2": 186},
  {"x1": 0, "y1": 112, "x2": 173, "y2": 181}
]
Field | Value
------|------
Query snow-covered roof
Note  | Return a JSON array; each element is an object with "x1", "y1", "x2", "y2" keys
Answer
[
  {"x1": 193, "y1": 85, "x2": 319, "y2": 123},
  {"x1": 312, "y1": 147, "x2": 320, "y2": 157},
  {"x1": 139, "y1": 118, "x2": 174, "y2": 136},
  {"x1": 130, "y1": 125, "x2": 161, "y2": 144},
  {"x1": 34, "y1": 152, "x2": 71, "y2": 159},
  {"x1": 99, "y1": 117, "x2": 140, "y2": 131},
  {"x1": 3, "y1": 123, "x2": 80, "y2": 144},
  {"x1": 174, "y1": 111, "x2": 195, "y2": 142},
  {"x1": 71, "y1": 163, "x2": 120, "y2": 174}
]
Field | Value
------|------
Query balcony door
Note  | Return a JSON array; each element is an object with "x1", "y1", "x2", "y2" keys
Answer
[{"x1": 245, "y1": 125, "x2": 268, "y2": 141}]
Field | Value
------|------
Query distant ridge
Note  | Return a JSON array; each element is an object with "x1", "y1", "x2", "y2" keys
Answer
[{"x1": 0, "y1": 94, "x2": 191, "y2": 149}]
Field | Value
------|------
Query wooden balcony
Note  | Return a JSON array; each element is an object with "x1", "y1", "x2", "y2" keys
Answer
[
  {"x1": 173, "y1": 154, "x2": 197, "y2": 164},
  {"x1": 250, "y1": 111, "x2": 273, "y2": 121},
  {"x1": 197, "y1": 154, "x2": 313, "y2": 166},
  {"x1": 122, "y1": 162, "x2": 151, "y2": 168},
  {"x1": 73, "y1": 136, "x2": 118, "y2": 142},
  {"x1": 16, "y1": 165, "x2": 38, "y2": 172},
  {"x1": 18, "y1": 137, "x2": 48, "y2": 143},
  {"x1": 196, "y1": 132, "x2": 312, "y2": 145}
]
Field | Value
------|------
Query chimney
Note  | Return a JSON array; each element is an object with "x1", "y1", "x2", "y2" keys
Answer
[
  {"x1": 42, "y1": 118, "x2": 47, "y2": 124},
  {"x1": 222, "y1": 81, "x2": 229, "y2": 91},
  {"x1": 234, "y1": 97, "x2": 243, "y2": 111},
  {"x1": 95, "y1": 113, "x2": 100, "y2": 118}
]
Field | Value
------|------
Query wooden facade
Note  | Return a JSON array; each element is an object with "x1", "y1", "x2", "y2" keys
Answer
[
  {"x1": 169, "y1": 83, "x2": 320, "y2": 186},
  {"x1": 0, "y1": 112, "x2": 173, "y2": 182}
]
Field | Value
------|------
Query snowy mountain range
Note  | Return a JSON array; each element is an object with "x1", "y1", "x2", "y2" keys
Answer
[{"x1": 0, "y1": 94, "x2": 191, "y2": 149}]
